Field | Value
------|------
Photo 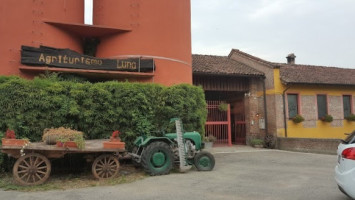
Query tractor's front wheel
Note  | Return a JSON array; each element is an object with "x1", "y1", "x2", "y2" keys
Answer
[
  {"x1": 141, "y1": 141, "x2": 173, "y2": 176},
  {"x1": 194, "y1": 151, "x2": 215, "y2": 171}
]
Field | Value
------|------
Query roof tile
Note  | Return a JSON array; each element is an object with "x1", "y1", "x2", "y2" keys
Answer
[
  {"x1": 279, "y1": 64, "x2": 355, "y2": 86},
  {"x1": 192, "y1": 54, "x2": 264, "y2": 77}
]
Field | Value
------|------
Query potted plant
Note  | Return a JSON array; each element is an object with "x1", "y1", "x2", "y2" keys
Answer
[
  {"x1": 218, "y1": 102, "x2": 228, "y2": 112},
  {"x1": 43, "y1": 127, "x2": 83, "y2": 145},
  {"x1": 345, "y1": 114, "x2": 355, "y2": 122},
  {"x1": 1, "y1": 129, "x2": 30, "y2": 146},
  {"x1": 103, "y1": 130, "x2": 125, "y2": 149},
  {"x1": 204, "y1": 135, "x2": 217, "y2": 148},
  {"x1": 321, "y1": 114, "x2": 333, "y2": 122},
  {"x1": 250, "y1": 138, "x2": 264, "y2": 148},
  {"x1": 44, "y1": 127, "x2": 85, "y2": 149},
  {"x1": 56, "y1": 133, "x2": 85, "y2": 149},
  {"x1": 292, "y1": 114, "x2": 305, "y2": 123}
]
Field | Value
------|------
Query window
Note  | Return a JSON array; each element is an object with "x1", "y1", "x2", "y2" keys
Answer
[
  {"x1": 287, "y1": 94, "x2": 299, "y2": 118},
  {"x1": 343, "y1": 95, "x2": 352, "y2": 118},
  {"x1": 317, "y1": 95, "x2": 327, "y2": 119}
]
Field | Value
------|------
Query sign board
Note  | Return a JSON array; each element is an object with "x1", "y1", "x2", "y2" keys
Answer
[
  {"x1": 21, "y1": 46, "x2": 155, "y2": 72},
  {"x1": 259, "y1": 118, "x2": 265, "y2": 130}
]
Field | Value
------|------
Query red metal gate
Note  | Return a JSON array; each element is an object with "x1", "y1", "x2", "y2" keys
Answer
[{"x1": 205, "y1": 101, "x2": 232, "y2": 146}]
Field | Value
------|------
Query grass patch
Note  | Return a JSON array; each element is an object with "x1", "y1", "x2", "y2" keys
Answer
[{"x1": 0, "y1": 165, "x2": 147, "y2": 192}]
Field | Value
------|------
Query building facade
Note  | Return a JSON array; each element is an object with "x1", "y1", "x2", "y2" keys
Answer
[
  {"x1": 193, "y1": 50, "x2": 355, "y2": 150},
  {"x1": 192, "y1": 54, "x2": 268, "y2": 146},
  {"x1": 0, "y1": 0, "x2": 192, "y2": 86},
  {"x1": 229, "y1": 49, "x2": 355, "y2": 140}
]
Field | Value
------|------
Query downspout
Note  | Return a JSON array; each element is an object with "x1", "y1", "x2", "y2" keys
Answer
[
  {"x1": 262, "y1": 77, "x2": 269, "y2": 136},
  {"x1": 282, "y1": 86, "x2": 291, "y2": 137}
]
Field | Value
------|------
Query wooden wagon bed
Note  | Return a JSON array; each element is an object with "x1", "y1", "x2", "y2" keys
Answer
[
  {"x1": 1, "y1": 139, "x2": 125, "y2": 159},
  {"x1": 0, "y1": 139, "x2": 126, "y2": 185}
]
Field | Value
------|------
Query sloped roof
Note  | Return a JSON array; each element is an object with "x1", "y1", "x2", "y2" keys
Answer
[
  {"x1": 228, "y1": 49, "x2": 276, "y2": 68},
  {"x1": 192, "y1": 54, "x2": 264, "y2": 77},
  {"x1": 229, "y1": 48, "x2": 355, "y2": 86},
  {"x1": 279, "y1": 64, "x2": 355, "y2": 86}
]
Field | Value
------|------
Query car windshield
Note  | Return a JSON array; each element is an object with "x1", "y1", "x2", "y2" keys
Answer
[{"x1": 343, "y1": 130, "x2": 355, "y2": 144}]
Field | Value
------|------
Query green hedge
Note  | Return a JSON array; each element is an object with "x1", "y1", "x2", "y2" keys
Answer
[{"x1": 0, "y1": 75, "x2": 207, "y2": 168}]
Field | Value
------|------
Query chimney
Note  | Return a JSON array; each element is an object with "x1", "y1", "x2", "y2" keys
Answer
[{"x1": 286, "y1": 53, "x2": 296, "y2": 64}]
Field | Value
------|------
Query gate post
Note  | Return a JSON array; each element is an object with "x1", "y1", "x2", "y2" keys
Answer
[{"x1": 227, "y1": 104, "x2": 232, "y2": 146}]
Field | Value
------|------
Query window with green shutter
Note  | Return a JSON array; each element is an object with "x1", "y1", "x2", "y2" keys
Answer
[
  {"x1": 317, "y1": 95, "x2": 327, "y2": 119},
  {"x1": 343, "y1": 95, "x2": 352, "y2": 118},
  {"x1": 287, "y1": 94, "x2": 298, "y2": 118}
]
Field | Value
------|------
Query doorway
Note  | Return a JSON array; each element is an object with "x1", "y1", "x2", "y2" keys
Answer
[{"x1": 205, "y1": 91, "x2": 246, "y2": 145}]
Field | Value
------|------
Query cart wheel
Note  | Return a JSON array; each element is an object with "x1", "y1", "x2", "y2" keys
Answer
[
  {"x1": 13, "y1": 153, "x2": 51, "y2": 186},
  {"x1": 92, "y1": 154, "x2": 120, "y2": 179}
]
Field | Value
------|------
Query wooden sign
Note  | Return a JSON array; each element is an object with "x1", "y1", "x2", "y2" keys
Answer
[{"x1": 21, "y1": 46, "x2": 155, "y2": 72}]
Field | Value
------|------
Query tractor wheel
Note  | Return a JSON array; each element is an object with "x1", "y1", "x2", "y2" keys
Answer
[
  {"x1": 194, "y1": 151, "x2": 215, "y2": 171},
  {"x1": 141, "y1": 141, "x2": 173, "y2": 176}
]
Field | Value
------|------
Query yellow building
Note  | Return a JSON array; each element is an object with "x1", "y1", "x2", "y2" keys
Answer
[{"x1": 228, "y1": 49, "x2": 355, "y2": 152}]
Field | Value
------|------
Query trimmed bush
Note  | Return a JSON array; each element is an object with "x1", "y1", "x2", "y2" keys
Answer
[
  {"x1": 321, "y1": 114, "x2": 333, "y2": 122},
  {"x1": 292, "y1": 114, "x2": 305, "y2": 123},
  {"x1": 250, "y1": 139, "x2": 264, "y2": 147},
  {"x1": 345, "y1": 114, "x2": 355, "y2": 121},
  {"x1": 0, "y1": 75, "x2": 207, "y2": 168}
]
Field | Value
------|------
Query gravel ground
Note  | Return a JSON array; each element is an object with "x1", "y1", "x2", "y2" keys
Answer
[{"x1": 0, "y1": 148, "x2": 350, "y2": 200}]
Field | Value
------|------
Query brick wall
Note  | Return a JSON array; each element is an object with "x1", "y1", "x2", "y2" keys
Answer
[
  {"x1": 229, "y1": 53, "x2": 275, "y2": 90},
  {"x1": 245, "y1": 78, "x2": 264, "y2": 141},
  {"x1": 301, "y1": 95, "x2": 317, "y2": 128},
  {"x1": 277, "y1": 137, "x2": 341, "y2": 154},
  {"x1": 329, "y1": 95, "x2": 344, "y2": 127},
  {"x1": 265, "y1": 94, "x2": 277, "y2": 134},
  {"x1": 275, "y1": 94, "x2": 285, "y2": 130}
]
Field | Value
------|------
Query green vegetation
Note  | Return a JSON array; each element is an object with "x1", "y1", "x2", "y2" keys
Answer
[
  {"x1": 321, "y1": 114, "x2": 333, "y2": 122},
  {"x1": 218, "y1": 102, "x2": 228, "y2": 111},
  {"x1": 0, "y1": 74, "x2": 207, "y2": 169},
  {"x1": 345, "y1": 114, "x2": 355, "y2": 121},
  {"x1": 249, "y1": 138, "x2": 264, "y2": 147},
  {"x1": 0, "y1": 166, "x2": 146, "y2": 191},
  {"x1": 292, "y1": 114, "x2": 305, "y2": 123}
]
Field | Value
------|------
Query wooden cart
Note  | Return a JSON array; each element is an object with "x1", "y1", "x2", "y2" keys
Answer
[{"x1": 0, "y1": 139, "x2": 125, "y2": 186}]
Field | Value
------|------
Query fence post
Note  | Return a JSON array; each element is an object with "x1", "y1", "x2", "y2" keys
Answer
[{"x1": 227, "y1": 104, "x2": 232, "y2": 146}]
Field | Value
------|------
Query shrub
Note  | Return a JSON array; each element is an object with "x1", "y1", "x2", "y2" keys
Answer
[
  {"x1": 218, "y1": 102, "x2": 228, "y2": 111},
  {"x1": 321, "y1": 114, "x2": 333, "y2": 122},
  {"x1": 345, "y1": 114, "x2": 355, "y2": 121},
  {"x1": 292, "y1": 114, "x2": 305, "y2": 123},
  {"x1": 0, "y1": 75, "x2": 207, "y2": 152},
  {"x1": 250, "y1": 138, "x2": 264, "y2": 147},
  {"x1": 0, "y1": 131, "x2": 3, "y2": 171},
  {"x1": 204, "y1": 135, "x2": 217, "y2": 143}
]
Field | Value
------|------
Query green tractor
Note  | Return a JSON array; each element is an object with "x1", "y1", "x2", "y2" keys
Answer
[{"x1": 130, "y1": 118, "x2": 215, "y2": 175}]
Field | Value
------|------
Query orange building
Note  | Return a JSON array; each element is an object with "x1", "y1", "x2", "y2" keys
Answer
[{"x1": 0, "y1": 0, "x2": 192, "y2": 85}]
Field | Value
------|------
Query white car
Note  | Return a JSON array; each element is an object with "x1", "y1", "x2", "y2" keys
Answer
[{"x1": 335, "y1": 130, "x2": 355, "y2": 199}]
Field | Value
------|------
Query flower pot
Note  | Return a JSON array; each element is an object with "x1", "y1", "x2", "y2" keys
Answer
[
  {"x1": 2, "y1": 138, "x2": 29, "y2": 146},
  {"x1": 103, "y1": 141, "x2": 125, "y2": 149},
  {"x1": 253, "y1": 144, "x2": 263, "y2": 148},
  {"x1": 110, "y1": 138, "x2": 121, "y2": 142},
  {"x1": 204, "y1": 142, "x2": 213, "y2": 149},
  {"x1": 56, "y1": 141, "x2": 78, "y2": 148},
  {"x1": 43, "y1": 135, "x2": 59, "y2": 145}
]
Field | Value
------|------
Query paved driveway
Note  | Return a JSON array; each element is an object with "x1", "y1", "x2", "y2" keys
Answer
[{"x1": 0, "y1": 148, "x2": 350, "y2": 200}]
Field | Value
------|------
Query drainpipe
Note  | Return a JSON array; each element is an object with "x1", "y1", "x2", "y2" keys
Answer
[
  {"x1": 282, "y1": 86, "x2": 291, "y2": 137},
  {"x1": 262, "y1": 77, "x2": 269, "y2": 136}
]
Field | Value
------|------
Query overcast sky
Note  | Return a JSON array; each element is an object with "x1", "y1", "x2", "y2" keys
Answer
[
  {"x1": 85, "y1": 0, "x2": 355, "y2": 69},
  {"x1": 191, "y1": 0, "x2": 355, "y2": 68}
]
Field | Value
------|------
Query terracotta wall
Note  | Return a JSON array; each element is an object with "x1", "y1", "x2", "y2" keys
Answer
[
  {"x1": 0, "y1": 0, "x2": 192, "y2": 85},
  {"x1": 93, "y1": 0, "x2": 192, "y2": 85},
  {"x1": 0, "y1": 0, "x2": 84, "y2": 77}
]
